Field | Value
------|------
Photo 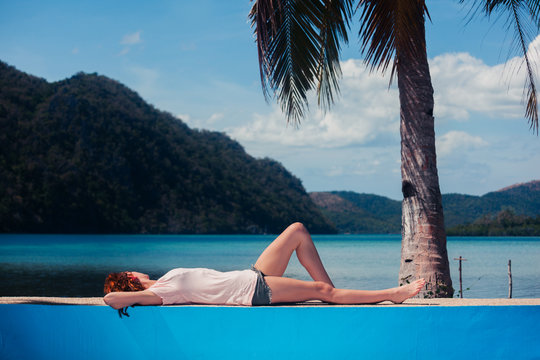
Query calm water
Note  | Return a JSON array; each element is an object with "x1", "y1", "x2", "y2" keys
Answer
[{"x1": 0, "y1": 234, "x2": 539, "y2": 298}]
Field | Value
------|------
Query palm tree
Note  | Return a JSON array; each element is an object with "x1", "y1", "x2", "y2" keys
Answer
[{"x1": 249, "y1": 0, "x2": 539, "y2": 297}]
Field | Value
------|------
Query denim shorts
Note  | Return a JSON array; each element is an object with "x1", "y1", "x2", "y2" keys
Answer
[{"x1": 251, "y1": 266, "x2": 272, "y2": 306}]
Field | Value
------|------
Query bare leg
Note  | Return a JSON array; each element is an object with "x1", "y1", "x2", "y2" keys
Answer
[
  {"x1": 254, "y1": 222, "x2": 334, "y2": 286},
  {"x1": 265, "y1": 277, "x2": 426, "y2": 304}
]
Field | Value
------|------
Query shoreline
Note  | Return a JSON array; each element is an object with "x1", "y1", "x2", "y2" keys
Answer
[{"x1": 1, "y1": 296, "x2": 539, "y2": 306}]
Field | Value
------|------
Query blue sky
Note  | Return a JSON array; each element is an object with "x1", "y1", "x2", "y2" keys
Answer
[{"x1": 1, "y1": 0, "x2": 539, "y2": 200}]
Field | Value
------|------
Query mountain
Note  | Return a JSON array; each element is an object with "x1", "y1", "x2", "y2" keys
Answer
[
  {"x1": 310, "y1": 191, "x2": 401, "y2": 234},
  {"x1": 0, "y1": 61, "x2": 336, "y2": 234},
  {"x1": 310, "y1": 180, "x2": 540, "y2": 234},
  {"x1": 442, "y1": 180, "x2": 540, "y2": 227}
]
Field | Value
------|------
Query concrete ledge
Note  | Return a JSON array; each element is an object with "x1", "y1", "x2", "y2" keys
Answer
[
  {"x1": 1, "y1": 300, "x2": 539, "y2": 359},
  {"x1": 1, "y1": 296, "x2": 540, "y2": 306},
  {"x1": 0, "y1": 297, "x2": 106, "y2": 305}
]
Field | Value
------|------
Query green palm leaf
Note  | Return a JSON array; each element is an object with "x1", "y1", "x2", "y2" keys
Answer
[
  {"x1": 464, "y1": 0, "x2": 540, "y2": 133},
  {"x1": 357, "y1": 0, "x2": 430, "y2": 81},
  {"x1": 317, "y1": 0, "x2": 353, "y2": 110},
  {"x1": 250, "y1": 0, "x2": 352, "y2": 124}
]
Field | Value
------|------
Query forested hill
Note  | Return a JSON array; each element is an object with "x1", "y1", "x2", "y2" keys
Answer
[
  {"x1": 309, "y1": 191, "x2": 401, "y2": 234},
  {"x1": 311, "y1": 180, "x2": 540, "y2": 234},
  {"x1": 442, "y1": 180, "x2": 540, "y2": 228},
  {"x1": 0, "y1": 61, "x2": 336, "y2": 234}
]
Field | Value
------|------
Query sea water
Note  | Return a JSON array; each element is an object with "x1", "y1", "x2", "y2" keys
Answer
[{"x1": 0, "y1": 234, "x2": 538, "y2": 298}]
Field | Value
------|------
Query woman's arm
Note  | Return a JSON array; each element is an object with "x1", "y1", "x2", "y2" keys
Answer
[{"x1": 103, "y1": 290, "x2": 162, "y2": 309}]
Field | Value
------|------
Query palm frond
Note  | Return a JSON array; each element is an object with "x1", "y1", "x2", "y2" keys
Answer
[
  {"x1": 250, "y1": 0, "x2": 352, "y2": 124},
  {"x1": 249, "y1": 0, "x2": 282, "y2": 102},
  {"x1": 464, "y1": 0, "x2": 539, "y2": 133},
  {"x1": 317, "y1": 0, "x2": 353, "y2": 110},
  {"x1": 357, "y1": 0, "x2": 429, "y2": 80},
  {"x1": 525, "y1": 0, "x2": 540, "y2": 22}
]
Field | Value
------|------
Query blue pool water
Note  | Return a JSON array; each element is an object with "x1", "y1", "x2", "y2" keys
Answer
[
  {"x1": 0, "y1": 234, "x2": 539, "y2": 298},
  {"x1": 2, "y1": 304, "x2": 540, "y2": 360}
]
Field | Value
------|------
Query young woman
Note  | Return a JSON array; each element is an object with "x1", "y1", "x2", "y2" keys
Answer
[{"x1": 104, "y1": 223, "x2": 425, "y2": 315}]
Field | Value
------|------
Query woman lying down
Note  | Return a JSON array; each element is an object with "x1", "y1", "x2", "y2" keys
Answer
[{"x1": 104, "y1": 223, "x2": 424, "y2": 316}]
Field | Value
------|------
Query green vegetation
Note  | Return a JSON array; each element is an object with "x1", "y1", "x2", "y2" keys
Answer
[
  {"x1": 310, "y1": 192, "x2": 401, "y2": 234},
  {"x1": 2, "y1": 60, "x2": 537, "y2": 236},
  {"x1": 447, "y1": 209, "x2": 540, "y2": 236},
  {"x1": 0, "y1": 61, "x2": 335, "y2": 234},
  {"x1": 311, "y1": 182, "x2": 540, "y2": 235},
  {"x1": 442, "y1": 183, "x2": 540, "y2": 228}
]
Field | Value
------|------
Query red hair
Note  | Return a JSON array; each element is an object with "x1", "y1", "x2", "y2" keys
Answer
[{"x1": 104, "y1": 272, "x2": 145, "y2": 294}]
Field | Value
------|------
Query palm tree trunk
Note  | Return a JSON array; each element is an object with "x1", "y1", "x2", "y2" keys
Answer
[{"x1": 397, "y1": 23, "x2": 453, "y2": 298}]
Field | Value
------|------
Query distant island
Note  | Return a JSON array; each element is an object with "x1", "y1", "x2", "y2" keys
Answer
[
  {"x1": 446, "y1": 208, "x2": 540, "y2": 236},
  {"x1": 310, "y1": 180, "x2": 540, "y2": 235},
  {"x1": 1, "y1": 60, "x2": 538, "y2": 235}
]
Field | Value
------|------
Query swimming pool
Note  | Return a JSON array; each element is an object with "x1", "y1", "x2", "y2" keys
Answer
[{"x1": 1, "y1": 304, "x2": 539, "y2": 359}]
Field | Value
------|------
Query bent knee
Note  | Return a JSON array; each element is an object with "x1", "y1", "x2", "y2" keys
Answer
[{"x1": 288, "y1": 222, "x2": 308, "y2": 234}]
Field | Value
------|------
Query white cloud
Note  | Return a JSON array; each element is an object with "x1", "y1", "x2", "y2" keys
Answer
[
  {"x1": 208, "y1": 113, "x2": 224, "y2": 124},
  {"x1": 228, "y1": 35, "x2": 540, "y2": 151},
  {"x1": 431, "y1": 35, "x2": 540, "y2": 122},
  {"x1": 177, "y1": 112, "x2": 225, "y2": 129},
  {"x1": 228, "y1": 59, "x2": 400, "y2": 149},
  {"x1": 430, "y1": 53, "x2": 522, "y2": 121},
  {"x1": 177, "y1": 113, "x2": 191, "y2": 122},
  {"x1": 119, "y1": 31, "x2": 143, "y2": 55},
  {"x1": 436, "y1": 130, "x2": 488, "y2": 157},
  {"x1": 121, "y1": 31, "x2": 142, "y2": 45},
  {"x1": 527, "y1": 35, "x2": 540, "y2": 63}
]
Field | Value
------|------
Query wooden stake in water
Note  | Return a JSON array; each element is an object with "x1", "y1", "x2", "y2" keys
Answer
[
  {"x1": 508, "y1": 260, "x2": 513, "y2": 299},
  {"x1": 453, "y1": 256, "x2": 467, "y2": 298}
]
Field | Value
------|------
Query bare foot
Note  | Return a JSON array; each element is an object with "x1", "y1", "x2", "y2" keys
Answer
[{"x1": 389, "y1": 279, "x2": 425, "y2": 304}]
